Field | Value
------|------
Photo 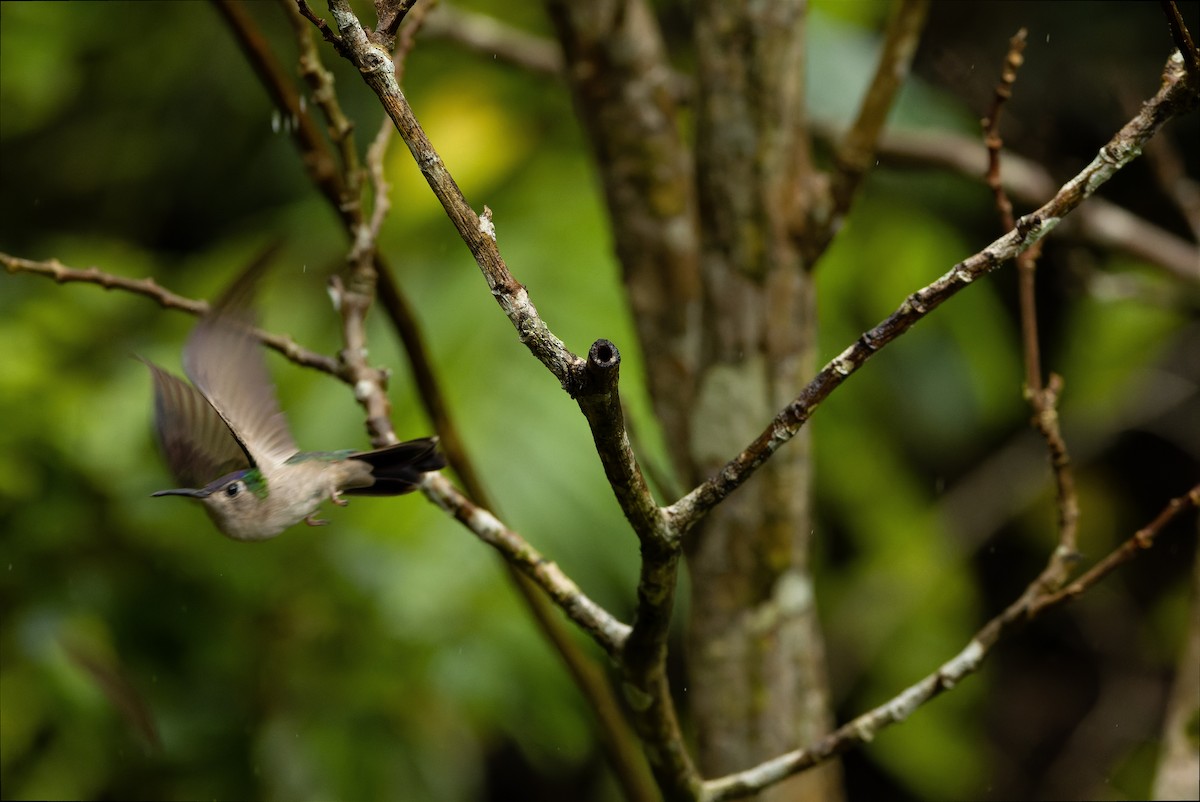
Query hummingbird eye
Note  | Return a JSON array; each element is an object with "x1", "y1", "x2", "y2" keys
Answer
[{"x1": 225, "y1": 482, "x2": 242, "y2": 498}]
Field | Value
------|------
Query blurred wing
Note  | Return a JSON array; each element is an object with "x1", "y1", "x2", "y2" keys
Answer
[
  {"x1": 182, "y1": 248, "x2": 298, "y2": 469},
  {"x1": 142, "y1": 358, "x2": 251, "y2": 488}
]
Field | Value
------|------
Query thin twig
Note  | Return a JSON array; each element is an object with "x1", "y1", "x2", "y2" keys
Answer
[
  {"x1": 1031, "y1": 483, "x2": 1200, "y2": 612},
  {"x1": 295, "y1": 0, "x2": 342, "y2": 50},
  {"x1": 982, "y1": 29, "x2": 1080, "y2": 571},
  {"x1": 327, "y1": 274, "x2": 396, "y2": 444},
  {"x1": 981, "y1": 28, "x2": 1027, "y2": 246},
  {"x1": 669, "y1": 50, "x2": 1200, "y2": 535},
  {"x1": 279, "y1": 0, "x2": 363, "y2": 216},
  {"x1": 392, "y1": 0, "x2": 432, "y2": 81},
  {"x1": 702, "y1": 482, "x2": 1200, "y2": 801},
  {"x1": 372, "y1": 0, "x2": 415, "y2": 49},
  {"x1": 1160, "y1": 0, "x2": 1200, "y2": 85},
  {"x1": 1, "y1": 253, "x2": 341, "y2": 375},
  {"x1": 420, "y1": 473, "x2": 632, "y2": 657},
  {"x1": 981, "y1": 32, "x2": 1046, "y2": 397}
]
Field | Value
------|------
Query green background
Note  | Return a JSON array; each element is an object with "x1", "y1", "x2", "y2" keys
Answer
[{"x1": 2, "y1": 2, "x2": 1196, "y2": 800}]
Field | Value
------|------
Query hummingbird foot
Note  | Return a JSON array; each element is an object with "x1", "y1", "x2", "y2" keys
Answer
[
  {"x1": 331, "y1": 490, "x2": 349, "y2": 507},
  {"x1": 305, "y1": 513, "x2": 330, "y2": 527}
]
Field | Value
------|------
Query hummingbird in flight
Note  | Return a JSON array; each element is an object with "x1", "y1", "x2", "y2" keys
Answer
[{"x1": 142, "y1": 254, "x2": 445, "y2": 541}]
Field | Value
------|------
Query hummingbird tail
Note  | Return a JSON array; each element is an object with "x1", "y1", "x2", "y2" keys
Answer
[{"x1": 344, "y1": 437, "x2": 446, "y2": 496}]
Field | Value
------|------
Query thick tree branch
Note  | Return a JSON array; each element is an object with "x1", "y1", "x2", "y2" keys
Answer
[
  {"x1": 702, "y1": 482, "x2": 1200, "y2": 801},
  {"x1": 570, "y1": 340, "x2": 698, "y2": 797},
  {"x1": 572, "y1": 340, "x2": 664, "y2": 539},
  {"x1": 669, "y1": 51, "x2": 1200, "y2": 533}
]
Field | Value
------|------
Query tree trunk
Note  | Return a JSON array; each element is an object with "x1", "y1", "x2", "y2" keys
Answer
[
  {"x1": 549, "y1": 1, "x2": 841, "y2": 798},
  {"x1": 684, "y1": 3, "x2": 841, "y2": 799}
]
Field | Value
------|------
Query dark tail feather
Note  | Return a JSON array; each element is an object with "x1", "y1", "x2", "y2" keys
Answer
[{"x1": 343, "y1": 437, "x2": 446, "y2": 496}]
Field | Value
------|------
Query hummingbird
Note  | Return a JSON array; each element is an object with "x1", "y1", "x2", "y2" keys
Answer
[{"x1": 142, "y1": 254, "x2": 445, "y2": 541}]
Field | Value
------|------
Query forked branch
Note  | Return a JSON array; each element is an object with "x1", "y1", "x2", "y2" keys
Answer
[
  {"x1": 703, "y1": 482, "x2": 1200, "y2": 801},
  {"x1": 669, "y1": 50, "x2": 1199, "y2": 534},
  {"x1": 981, "y1": 27, "x2": 1079, "y2": 585}
]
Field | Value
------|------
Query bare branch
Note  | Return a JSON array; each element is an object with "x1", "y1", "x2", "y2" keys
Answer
[
  {"x1": 703, "y1": 482, "x2": 1200, "y2": 800},
  {"x1": 327, "y1": 275, "x2": 395, "y2": 445},
  {"x1": 1, "y1": 253, "x2": 341, "y2": 376},
  {"x1": 373, "y1": 0, "x2": 415, "y2": 48},
  {"x1": 570, "y1": 339, "x2": 697, "y2": 796},
  {"x1": 422, "y1": 4, "x2": 563, "y2": 77},
  {"x1": 1161, "y1": 0, "x2": 1200, "y2": 85},
  {"x1": 361, "y1": 121, "x2": 393, "y2": 270},
  {"x1": 295, "y1": 0, "x2": 342, "y2": 50},
  {"x1": 982, "y1": 28, "x2": 1028, "y2": 243},
  {"x1": 829, "y1": 0, "x2": 929, "y2": 218},
  {"x1": 981, "y1": 29, "x2": 1080, "y2": 575},
  {"x1": 572, "y1": 340, "x2": 664, "y2": 539},
  {"x1": 858, "y1": 125, "x2": 1200, "y2": 282},
  {"x1": 321, "y1": 0, "x2": 583, "y2": 389},
  {"x1": 669, "y1": 51, "x2": 1200, "y2": 533},
  {"x1": 420, "y1": 473, "x2": 632, "y2": 657},
  {"x1": 1030, "y1": 483, "x2": 1200, "y2": 614}
]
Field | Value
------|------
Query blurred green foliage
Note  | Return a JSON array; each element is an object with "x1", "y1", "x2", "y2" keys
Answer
[{"x1": 2, "y1": 2, "x2": 1196, "y2": 801}]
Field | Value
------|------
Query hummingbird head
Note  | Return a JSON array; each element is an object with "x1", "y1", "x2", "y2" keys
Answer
[{"x1": 153, "y1": 468, "x2": 277, "y2": 541}]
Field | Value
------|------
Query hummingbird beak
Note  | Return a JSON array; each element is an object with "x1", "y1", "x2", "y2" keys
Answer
[
  {"x1": 151, "y1": 487, "x2": 212, "y2": 498},
  {"x1": 152, "y1": 469, "x2": 252, "y2": 499}
]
